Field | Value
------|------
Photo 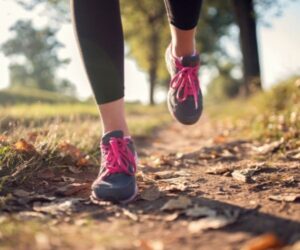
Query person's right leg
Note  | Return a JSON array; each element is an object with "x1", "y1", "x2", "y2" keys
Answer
[
  {"x1": 164, "y1": 0, "x2": 203, "y2": 125},
  {"x1": 71, "y1": 0, "x2": 137, "y2": 203}
]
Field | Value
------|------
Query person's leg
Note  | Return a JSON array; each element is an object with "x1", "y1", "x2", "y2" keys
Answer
[
  {"x1": 164, "y1": 0, "x2": 203, "y2": 57},
  {"x1": 164, "y1": 0, "x2": 204, "y2": 125},
  {"x1": 71, "y1": 0, "x2": 137, "y2": 203},
  {"x1": 71, "y1": 0, "x2": 129, "y2": 136}
]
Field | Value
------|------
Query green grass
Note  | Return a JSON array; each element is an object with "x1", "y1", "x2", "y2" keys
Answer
[
  {"x1": 207, "y1": 76, "x2": 300, "y2": 141},
  {"x1": 0, "y1": 87, "x2": 79, "y2": 105}
]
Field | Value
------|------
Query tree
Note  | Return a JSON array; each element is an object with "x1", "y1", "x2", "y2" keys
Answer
[
  {"x1": 121, "y1": 0, "x2": 168, "y2": 105},
  {"x1": 13, "y1": 0, "x2": 293, "y2": 102},
  {"x1": 1, "y1": 20, "x2": 71, "y2": 92},
  {"x1": 232, "y1": 0, "x2": 261, "y2": 96}
]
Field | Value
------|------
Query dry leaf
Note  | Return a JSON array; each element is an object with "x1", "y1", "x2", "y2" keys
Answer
[
  {"x1": 241, "y1": 233, "x2": 282, "y2": 250},
  {"x1": 37, "y1": 169, "x2": 55, "y2": 179},
  {"x1": 161, "y1": 196, "x2": 192, "y2": 211},
  {"x1": 185, "y1": 206, "x2": 217, "y2": 218},
  {"x1": 122, "y1": 209, "x2": 138, "y2": 221},
  {"x1": 14, "y1": 139, "x2": 35, "y2": 153},
  {"x1": 232, "y1": 169, "x2": 256, "y2": 183},
  {"x1": 55, "y1": 183, "x2": 90, "y2": 196},
  {"x1": 188, "y1": 216, "x2": 236, "y2": 233},
  {"x1": 254, "y1": 139, "x2": 283, "y2": 154},
  {"x1": 33, "y1": 198, "x2": 82, "y2": 215},
  {"x1": 13, "y1": 189, "x2": 32, "y2": 197},
  {"x1": 59, "y1": 142, "x2": 89, "y2": 166},
  {"x1": 164, "y1": 212, "x2": 179, "y2": 222},
  {"x1": 68, "y1": 166, "x2": 82, "y2": 174},
  {"x1": 154, "y1": 171, "x2": 174, "y2": 179},
  {"x1": 205, "y1": 165, "x2": 232, "y2": 175},
  {"x1": 140, "y1": 186, "x2": 161, "y2": 201},
  {"x1": 0, "y1": 134, "x2": 9, "y2": 143},
  {"x1": 213, "y1": 135, "x2": 227, "y2": 144},
  {"x1": 62, "y1": 176, "x2": 76, "y2": 182},
  {"x1": 269, "y1": 194, "x2": 300, "y2": 203},
  {"x1": 135, "y1": 239, "x2": 164, "y2": 250}
]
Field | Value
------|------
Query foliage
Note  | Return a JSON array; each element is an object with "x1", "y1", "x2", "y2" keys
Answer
[
  {"x1": 0, "y1": 87, "x2": 78, "y2": 105},
  {"x1": 208, "y1": 76, "x2": 300, "y2": 141},
  {"x1": 0, "y1": 20, "x2": 73, "y2": 93},
  {"x1": 206, "y1": 64, "x2": 242, "y2": 102}
]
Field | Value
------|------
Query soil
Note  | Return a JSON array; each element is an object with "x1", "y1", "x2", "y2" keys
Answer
[{"x1": 1, "y1": 115, "x2": 299, "y2": 250}]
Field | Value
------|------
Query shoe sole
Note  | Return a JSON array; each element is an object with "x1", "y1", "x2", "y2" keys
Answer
[{"x1": 91, "y1": 184, "x2": 138, "y2": 205}]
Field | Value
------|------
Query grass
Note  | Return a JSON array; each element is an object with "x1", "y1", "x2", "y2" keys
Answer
[
  {"x1": 0, "y1": 101, "x2": 171, "y2": 195},
  {"x1": 206, "y1": 76, "x2": 300, "y2": 143},
  {"x1": 0, "y1": 87, "x2": 79, "y2": 105}
]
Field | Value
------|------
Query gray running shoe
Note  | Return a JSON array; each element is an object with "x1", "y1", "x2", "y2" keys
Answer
[
  {"x1": 91, "y1": 130, "x2": 138, "y2": 204},
  {"x1": 165, "y1": 45, "x2": 203, "y2": 125}
]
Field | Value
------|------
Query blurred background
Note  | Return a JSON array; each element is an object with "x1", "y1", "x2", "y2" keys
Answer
[{"x1": 0, "y1": 0, "x2": 299, "y2": 105}]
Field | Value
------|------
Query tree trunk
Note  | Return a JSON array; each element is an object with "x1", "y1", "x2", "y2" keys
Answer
[
  {"x1": 148, "y1": 28, "x2": 159, "y2": 105},
  {"x1": 149, "y1": 67, "x2": 156, "y2": 105},
  {"x1": 232, "y1": 0, "x2": 261, "y2": 96}
]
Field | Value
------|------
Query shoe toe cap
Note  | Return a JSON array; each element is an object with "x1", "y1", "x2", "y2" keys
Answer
[{"x1": 92, "y1": 173, "x2": 136, "y2": 202}]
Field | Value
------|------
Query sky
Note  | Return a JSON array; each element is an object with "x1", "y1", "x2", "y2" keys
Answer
[{"x1": 0, "y1": 0, "x2": 300, "y2": 103}]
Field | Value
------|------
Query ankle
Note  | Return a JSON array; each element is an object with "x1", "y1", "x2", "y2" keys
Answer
[{"x1": 172, "y1": 43, "x2": 196, "y2": 58}]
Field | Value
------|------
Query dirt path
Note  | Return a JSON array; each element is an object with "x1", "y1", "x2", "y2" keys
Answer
[{"x1": 1, "y1": 115, "x2": 300, "y2": 250}]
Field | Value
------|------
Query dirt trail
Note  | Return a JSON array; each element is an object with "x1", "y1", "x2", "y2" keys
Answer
[{"x1": 1, "y1": 115, "x2": 300, "y2": 250}]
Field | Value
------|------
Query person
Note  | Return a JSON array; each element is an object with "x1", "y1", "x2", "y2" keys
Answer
[{"x1": 71, "y1": 0, "x2": 203, "y2": 203}]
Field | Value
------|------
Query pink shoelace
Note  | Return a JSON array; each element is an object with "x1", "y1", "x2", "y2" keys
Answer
[
  {"x1": 100, "y1": 137, "x2": 136, "y2": 177},
  {"x1": 170, "y1": 59, "x2": 200, "y2": 109}
]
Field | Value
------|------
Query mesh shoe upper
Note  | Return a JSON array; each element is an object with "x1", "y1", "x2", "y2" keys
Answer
[
  {"x1": 165, "y1": 45, "x2": 203, "y2": 125},
  {"x1": 91, "y1": 130, "x2": 138, "y2": 203}
]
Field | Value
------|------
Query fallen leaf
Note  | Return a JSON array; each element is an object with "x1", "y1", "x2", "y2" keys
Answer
[
  {"x1": 62, "y1": 176, "x2": 76, "y2": 182},
  {"x1": 68, "y1": 166, "x2": 82, "y2": 174},
  {"x1": 59, "y1": 142, "x2": 90, "y2": 166},
  {"x1": 135, "y1": 239, "x2": 164, "y2": 250},
  {"x1": 154, "y1": 171, "x2": 174, "y2": 179},
  {"x1": 185, "y1": 206, "x2": 217, "y2": 218},
  {"x1": 232, "y1": 169, "x2": 255, "y2": 183},
  {"x1": 241, "y1": 233, "x2": 282, "y2": 250},
  {"x1": 16, "y1": 211, "x2": 50, "y2": 220},
  {"x1": 269, "y1": 194, "x2": 300, "y2": 203},
  {"x1": 13, "y1": 189, "x2": 32, "y2": 198},
  {"x1": 188, "y1": 215, "x2": 236, "y2": 233},
  {"x1": 0, "y1": 135, "x2": 9, "y2": 143},
  {"x1": 164, "y1": 212, "x2": 179, "y2": 222},
  {"x1": 37, "y1": 169, "x2": 55, "y2": 179},
  {"x1": 160, "y1": 182, "x2": 188, "y2": 192},
  {"x1": 122, "y1": 208, "x2": 138, "y2": 221},
  {"x1": 55, "y1": 183, "x2": 90, "y2": 197},
  {"x1": 33, "y1": 198, "x2": 83, "y2": 215},
  {"x1": 14, "y1": 139, "x2": 35, "y2": 153},
  {"x1": 205, "y1": 165, "x2": 232, "y2": 175},
  {"x1": 140, "y1": 186, "x2": 161, "y2": 201},
  {"x1": 254, "y1": 139, "x2": 284, "y2": 154},
  {"x1": 213, "y1": 135, "x2": 227, "y2": 144},
  {"x1": 161, "y1": 196, "x2": 192, "y2": 211}
]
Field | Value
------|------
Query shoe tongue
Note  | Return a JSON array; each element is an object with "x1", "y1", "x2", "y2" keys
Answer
[
  {"x1": 180, "y1": 54, "x2": 200, "y2": 67},
  {"x1": 101, "y1": 130, "x2": 124, "y2": 145}
]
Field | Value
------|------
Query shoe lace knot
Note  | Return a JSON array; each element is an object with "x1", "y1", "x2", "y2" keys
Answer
[
  {"x1": 171, "y1": 60, "x2": 200, "y2": 109},
  {"x1": 101, "y1": 137, "x2": 136, "y2": 176}
]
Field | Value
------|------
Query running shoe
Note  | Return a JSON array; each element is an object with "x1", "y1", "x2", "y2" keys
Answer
[
  {"x1": 91, "y1": 130, "x2": 138, "y2": 203},
  {"x1": 165, "y1": 44, "x2": 203, "y2": 125}
]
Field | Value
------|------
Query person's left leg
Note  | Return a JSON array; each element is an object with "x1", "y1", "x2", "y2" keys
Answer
[
  {"x1": 71, "y1": 0, "x2": 137, "y2": 204},
  {"x1": 164, "y1": 0, "x2": 203, "y2": 125}
]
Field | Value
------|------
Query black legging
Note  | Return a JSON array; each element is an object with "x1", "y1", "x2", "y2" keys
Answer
[{"x1": 71, "y1": 0, "x2": 202, "y2": 105}]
